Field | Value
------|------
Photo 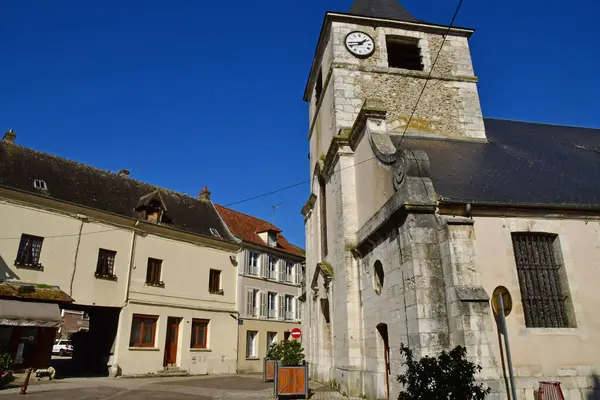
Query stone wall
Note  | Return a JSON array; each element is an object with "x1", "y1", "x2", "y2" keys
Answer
[{"x1": 329, "y1": 21, "x2": 485, "y2": 139}]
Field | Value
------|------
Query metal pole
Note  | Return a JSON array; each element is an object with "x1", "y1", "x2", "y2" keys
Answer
[
  {"x1": 498, "y1": 293, "x2": 518, "y2": 400},
  {"x1": 20, "y1": 367, "x2": 33, "y2": 395}
]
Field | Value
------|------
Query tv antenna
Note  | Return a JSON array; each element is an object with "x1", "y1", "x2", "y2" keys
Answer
[{"x1": 272, "y1": 201, "x2": 285, "y2": 225}]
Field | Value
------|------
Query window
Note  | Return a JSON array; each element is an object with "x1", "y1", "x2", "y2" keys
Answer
[
  {"x1": 268, "y1": 292, "x2": 277, "y2": 319},
  {"x1": 284, "y1": 331, "x2": 291, "y2": 341},
  {"x1": 209, "y1": 228, "x2": 221, "y2": 238},
  {"x1": 285, "y1": 295, "x2": 294, "y2": 320},
  {"x1": 209, "y1": 269, "x2": 222, "y2": 294},
  {"x1": 33, "y1": 179, "x2": 47, "y2": 190},
  {"x1": 511, "y1": 233, "x2": 574, "y2": 328},
  {"x1": 268, "y1": 232, "x2": 277, "y2": 247},
  {"x1": 246, "y1": 288, "x2": 258, "y2": 317},
  {"x1": 373, "y1": 260, "x2": 384, "y2": 295},
  {"x1": 318, "y1": 175, "x2": 328, "y2": 257},
  {"x1": 129, "y1": 314, "x2": 158, "y2": 347},
  {"x1": 267, "y1": 332, "x2": 277, "y2": 349},
  {"x1": 145, "y1": 201, "x2": 162, "y2": 223},
  {"x1": 15, "y1": 234, "x2": 44, "y2": 269},
  {"x1": 82, "y1": 312, "x2": 90, "y2": 321},
  {"x1": 246, "y1": 330, "x2": 258, "y2": 358},
  {"x1": 268, "y1": 257, "x2": 278, "y2": 280},
  {"x1": 386, "y1": 36, "x2": 423, "y2": 71},
  {"x1": 146, "y1": 258, "x2": 163, "y2": 287},
  {"x1": 95, "y1": 249, "x2": 117, "y2": 280},
  {"x1": 247, "y1": 252, "x2": 259, "y2": 276},
  {"x1": 190, "y1": 319, "x2": 209, "y2": 348},
  {"x1": 285, "y1": 262, "x2": 294, "y2": 283},
  {"x1": 315, "y1": 69, "x2": 323, "y2": 106}
]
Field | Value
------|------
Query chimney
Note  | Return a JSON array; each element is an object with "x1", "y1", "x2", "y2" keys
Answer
[
  {"x1": 118, "y1": 169, "x2": 130, "y2": 176},
  {"x1": 3, "y1": 130, "x2": 16, "y2": 144},
  {"x1": 198, "y1": 186, "x2": 211, "y2": 202}
]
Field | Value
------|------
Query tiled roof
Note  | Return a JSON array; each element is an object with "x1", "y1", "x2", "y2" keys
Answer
[
  {"x1": 0, "y1": 141, "x2": 237, "y2": 244},
  {"x1": 0, "y1": 281, "x2": 74, "y2": 303},
  {"x1": 214, "y1": 204, "x2": 305, "y2": 258},
  {"x1": 393, "y1": 118, "x2": 600, "y2": 207}
]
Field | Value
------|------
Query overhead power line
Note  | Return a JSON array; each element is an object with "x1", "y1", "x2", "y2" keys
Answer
[{"x1": 225, "y1": 0, "x2": 466, "y2": 208}]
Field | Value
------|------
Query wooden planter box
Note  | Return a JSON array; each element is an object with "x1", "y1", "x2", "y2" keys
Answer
[
  {"x1": 264, "y1": 359, "x2": 276, "y2": 382},
  {"x1": 274, "y1": 361, "x2": 309, "y2": 399}
]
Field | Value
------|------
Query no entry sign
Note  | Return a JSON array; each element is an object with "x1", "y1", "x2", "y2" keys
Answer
[{"x1": 290, "y1": 328, "x2": 302, "y2": 340}]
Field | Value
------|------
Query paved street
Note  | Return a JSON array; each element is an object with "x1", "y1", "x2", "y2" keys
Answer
[{"x1": 0, "y1": 374, "x2": 353, "y2": 399}]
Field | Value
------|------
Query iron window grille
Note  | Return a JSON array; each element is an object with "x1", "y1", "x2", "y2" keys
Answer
[{"x1": 511, "y1": 233, "x2": 572, "y2": 328}]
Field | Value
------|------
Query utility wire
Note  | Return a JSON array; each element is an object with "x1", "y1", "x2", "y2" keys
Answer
[
  {"x1": 396, "y1": 0, "x2": 465, "y2": 146},
  {"x1": 225, "y1": 0, "x2": 466, "y2": 208},
  {"x1": 0, "y1": 228, "x2": 122, "y2": 241}
]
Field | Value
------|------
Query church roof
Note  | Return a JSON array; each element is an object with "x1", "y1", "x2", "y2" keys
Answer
[
  {"x1": 348, "y1": 0, "x2": 420, "y2": 22},
  {"x1": 392, "y1": 118, "x2": 600, "y2": 208},
  {"x1": 0, "y1": 141, "x2": 237, "y2": 244}
]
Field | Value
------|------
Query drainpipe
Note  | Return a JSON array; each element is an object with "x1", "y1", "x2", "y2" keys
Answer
[
  {"x1": 123, "y1": 221, "x2": 140, "y2": 306},
  {"x1": 68, "y1": 215, "x2": 88, "y2": 297}
]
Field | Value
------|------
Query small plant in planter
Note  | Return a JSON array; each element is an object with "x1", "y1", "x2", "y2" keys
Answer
[
  {"x1": 0, "y1": 353, "x2": 14, "y2": 389},
  {"x1": 273, "y1": 340, "x2": 308, "y2": 399},
  {"x1": 264, "y1": 343, "x2": 282, "y2": 382}
]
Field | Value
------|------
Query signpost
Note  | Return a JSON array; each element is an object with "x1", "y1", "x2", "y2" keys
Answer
[
  {"x1": 290, "y1": 328, "x2": 302, "y2": 340},
  {"x1": 492, "y1": 286, "x2": 517, "y2": 400}
]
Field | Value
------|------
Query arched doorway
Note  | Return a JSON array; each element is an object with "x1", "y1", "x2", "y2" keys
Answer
[{"x1": 376, "y1": 323, "x2": 390, "y2": 399}]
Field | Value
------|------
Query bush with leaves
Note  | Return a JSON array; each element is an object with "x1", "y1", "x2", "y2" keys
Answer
[
  {"x1": 277, "y1": 340, "x2": 305, "y2": 366},
  {"x1": 397, "y1": 343, "x2": 490, "y2": 400},
  {"x1": 265, "y1": 342, "x2": 282, "y2": 361},
  {"x1": 0, "y1": 353, "x2": 13, "y2": 388}
]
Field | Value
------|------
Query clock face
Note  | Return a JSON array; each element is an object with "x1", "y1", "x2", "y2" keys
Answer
[{"x1": 345, "y1": 31, "x2": 375, "y2": 58}]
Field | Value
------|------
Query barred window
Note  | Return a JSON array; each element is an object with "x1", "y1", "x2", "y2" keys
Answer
[
  {"x1": 16, "y1": 234, "x2": 44, "y2": 268},
  {"x1": 511, "y1": 233, "x2": 574, "y2": 328}
]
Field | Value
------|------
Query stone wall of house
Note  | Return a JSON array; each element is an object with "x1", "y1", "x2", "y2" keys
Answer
[{"x1": 329, "y1": 21, "x2": 485, "y2": 139}]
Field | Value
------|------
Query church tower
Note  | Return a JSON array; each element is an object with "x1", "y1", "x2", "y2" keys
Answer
[{"x1": 301, "y1": 1, "x2": 501, "y2": 399}]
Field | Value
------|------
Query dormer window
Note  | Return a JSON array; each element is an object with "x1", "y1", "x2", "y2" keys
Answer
[
  {"x1": 135, "y1": 190, "x2": 170, "y2": 225},
  {"x1": 33, "y1": 179, "x2": 47, "y2": 191},
  {"x1": 268, "y1": 231, "x2": 277, "y2": 247}
]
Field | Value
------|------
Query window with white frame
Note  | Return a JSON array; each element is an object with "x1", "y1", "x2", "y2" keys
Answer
[
  {"x1": 285, "y1": 261, "x2": 294, "y2": 283},
  {"x1": 247, "y1": 252, "x2": 259, "y2": 276},
  {"x1": 267, "y1": 331, "x2": 277, "y2": 350},
  {"x1": 246, "y1": 330, "x2": 258, "y2": 358},
  {"x1": 268, "y1": 292, "x2": 277, "y2": 319},
  {"x1": 285, "y1": 295, "x2": 294, "y2": 320},
  {"x1": 246, "y1": 288, "x2": 259, "y2": 317},
  {"x1": 268, "y1": 256, "x2": 278, "y2": 280}
]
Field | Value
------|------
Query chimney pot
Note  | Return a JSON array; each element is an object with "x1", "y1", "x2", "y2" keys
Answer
[
  {"x1": 198, "y1": 186, "x2": 211, "y2": 201},
  {"x1": 3, "y1": 130, "x2": 16, "y2": 144},
  {"x1": 118, "y1": 169, "x2": 130, "y2": 176}
]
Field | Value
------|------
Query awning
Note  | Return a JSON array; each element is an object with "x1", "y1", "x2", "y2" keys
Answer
[{"x1": 0, "y1": 300, "x2": 62, "y2": 328}]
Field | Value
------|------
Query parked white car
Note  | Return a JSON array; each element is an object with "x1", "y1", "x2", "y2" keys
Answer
[{"x1": 52, "y1": 340, "x2": 72, "y2": 356}]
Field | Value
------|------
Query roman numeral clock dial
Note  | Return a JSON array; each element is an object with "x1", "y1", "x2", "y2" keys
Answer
[{"x1": 345, "y1": 31, "x2": 375, "y2": 58}]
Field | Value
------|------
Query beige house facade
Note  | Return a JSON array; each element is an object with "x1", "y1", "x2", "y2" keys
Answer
[
  {"x1": 301, "y1": 1, "x2": 600, "y2": 399},
  {"x1": 215, "y1": 205, "x2": 305, "y2": 373},
  {"x1": 0, "y1": 137, "x2": 240, "y2": 377}
]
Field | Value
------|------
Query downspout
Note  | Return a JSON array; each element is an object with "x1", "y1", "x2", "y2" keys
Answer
[
  {"x1": 69, "y1": 215, "x2": 88, "y2": 297},
  {"x1": 123, "y1": 221, "x2": 140, "y2": 306}
]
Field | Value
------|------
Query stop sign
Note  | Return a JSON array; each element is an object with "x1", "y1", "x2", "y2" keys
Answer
[{"x1": 290, "y1": 328, "x2": 302, "y2": 340}]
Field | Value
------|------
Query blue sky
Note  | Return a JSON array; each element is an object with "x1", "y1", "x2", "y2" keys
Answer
[{"x1": 2, "y1": 0, "x2": 599, "y2": 248}]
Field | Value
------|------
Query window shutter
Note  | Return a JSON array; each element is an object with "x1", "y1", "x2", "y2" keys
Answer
[
  {"x1": 246, "y1": 288, "x2": 254, "y2": 317},
  {"x1": 278, "y1": 261, "x2": 285, "y2": 282},
  {"x1": 277, "y1": 294, "x2": 284, "y2": 320},
  {"x1": 261, "y1": 257, "x2": 268, "y2": 278},
  {"x1": 244, "y1": 251, "x2": 250, "y2": 275},
  {"x1": 260, "y1": 292, "x2": 267, "y2": 317},
  {"x1": 295, "y1": 298, "x2": 299, "y2": 320}
]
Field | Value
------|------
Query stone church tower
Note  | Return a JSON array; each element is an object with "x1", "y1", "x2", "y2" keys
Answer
[{"x1": 301, "y1": 0, "x2": 503, "y2": 398}]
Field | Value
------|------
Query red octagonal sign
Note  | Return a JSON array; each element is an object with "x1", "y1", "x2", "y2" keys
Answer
[{"x1": 291, "y1": 327, "x2": 302, "y2": 339}]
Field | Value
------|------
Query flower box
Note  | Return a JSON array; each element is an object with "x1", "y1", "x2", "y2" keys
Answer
[
  {"x1": 263, "y1": 359, "x2": 276, "y2": 382},
  {"x1": 274, "y1": 361, "x2": 308, "y2": 399}
]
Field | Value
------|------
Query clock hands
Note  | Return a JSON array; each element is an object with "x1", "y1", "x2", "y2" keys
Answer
[{"x1": 348, "y1": 39, "x2": 368, "y2": 46}]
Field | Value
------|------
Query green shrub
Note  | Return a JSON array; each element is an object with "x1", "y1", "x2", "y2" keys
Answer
[
  {"x1": 397, "y1": 343, "x2": 490, "y2": 400},
  {"x1": 265, "y1": 342, "x2": 282, "y2": 361},
  {"x1": 279, "y1": 339, "x2": 305, "y2": 366}
]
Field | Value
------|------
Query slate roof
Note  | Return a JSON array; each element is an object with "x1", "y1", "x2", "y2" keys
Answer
[
  {"x1": 348, "y1": 0, "x2": 420, "y2": 22},
  {"x1": 214, "y1": 204, "x2": 305, "y2": 258},
  {"x1": 392, "y1": 118, "x2": 600, "y2": 208},
  {"x1": 0, "y1": 141, "x2": 237, "y2": 243}
]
